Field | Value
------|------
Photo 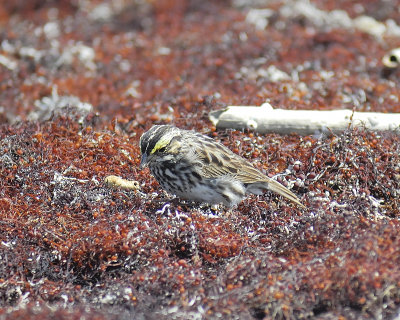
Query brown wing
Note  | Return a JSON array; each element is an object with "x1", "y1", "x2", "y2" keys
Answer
[{"x1": 187, "y1": 134, "x2": 266, "y2": 183}]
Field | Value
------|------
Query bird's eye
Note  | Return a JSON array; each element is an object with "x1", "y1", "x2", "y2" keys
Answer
[{"x1": 158, "y1": 146, "x2": 166, "y2": 153}]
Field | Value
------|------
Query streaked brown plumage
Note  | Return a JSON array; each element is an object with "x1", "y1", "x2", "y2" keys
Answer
[{"x1": 140, "y1": 125, "x2": 304, "y2": 208}]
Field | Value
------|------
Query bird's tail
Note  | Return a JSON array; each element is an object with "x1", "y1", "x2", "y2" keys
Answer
[{"x1": 249, "y1": 178, "x2": 305, "y2": 208}]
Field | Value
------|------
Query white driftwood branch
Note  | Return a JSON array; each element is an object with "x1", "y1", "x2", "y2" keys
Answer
[{"x1": 209, "y1": 103, "x2": 400, "y2": 135}]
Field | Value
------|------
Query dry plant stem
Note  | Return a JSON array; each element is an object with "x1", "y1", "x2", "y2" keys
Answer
[
  {"x1": 209, "y1": 103, "x2": 400, "y2": 135},
  {"x1": 382, "y1": 47, "x2": 400, "y2": 68},
  {"x1": 104, "y1": 175, "x2": 140, "y2": 190}
]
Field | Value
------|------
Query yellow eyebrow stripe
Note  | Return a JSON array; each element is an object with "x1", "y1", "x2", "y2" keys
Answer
[{"x1": 150, "y1": 138, "x2": 169, "y2": 154}]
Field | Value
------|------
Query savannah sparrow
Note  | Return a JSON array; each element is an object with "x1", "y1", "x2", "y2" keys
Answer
[{"x1": 140, "y1": 125, "x2": 304, "y2": 208}]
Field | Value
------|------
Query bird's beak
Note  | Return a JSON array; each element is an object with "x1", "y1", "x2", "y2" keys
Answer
[{"x1": 139, "y1": 154, "x2": 147, "y2": 169}]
